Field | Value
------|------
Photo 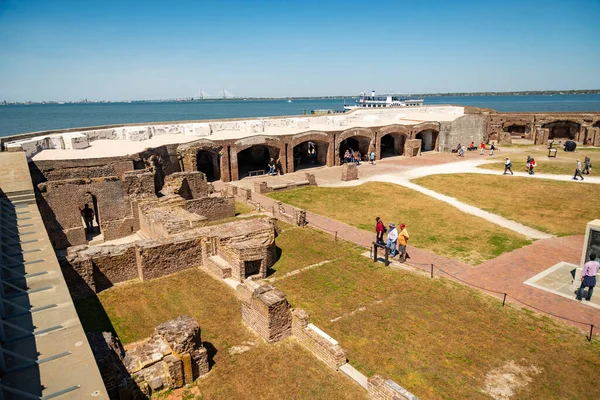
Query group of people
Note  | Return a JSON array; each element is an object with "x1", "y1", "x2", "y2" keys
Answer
[
  {"x1": 375, "y1": 217, "x2": 410, "y2": 262},
  {"x1": 267, "y1": 158, "x2": 285, "y2": 176},
  {"x1": 456, "y1": 141, "x2": 496, "y2": 157},
  {"x1": 573, "y1": 155, "x2": 592, "y2": 180}
]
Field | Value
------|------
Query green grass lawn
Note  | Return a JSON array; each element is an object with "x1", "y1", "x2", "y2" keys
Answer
[
  {"x1": 74, "y1": 269, "x2": 367, "y2": 400},
  {"x1": 274, "y1": 238, "x2": 600, "y2": 400},
  {"x1": 414, "y1": 173, "x2": 600, "y2": 236},
  {"x1": 269, "y1": 183, "x2": 531, "y2": 265}
]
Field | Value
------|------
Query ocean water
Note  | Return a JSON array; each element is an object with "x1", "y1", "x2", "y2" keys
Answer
[{"x1": 1, "y1": 94, "x2": 599, "y2": 138}]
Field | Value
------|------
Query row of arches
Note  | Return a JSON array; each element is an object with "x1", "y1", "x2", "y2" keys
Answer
[
  {"x1": 502, "y1": 120, "x2": 600, "y2": 141},
  {"x1": 180, "y1": 128, "x2": 440, "y2": 181}
]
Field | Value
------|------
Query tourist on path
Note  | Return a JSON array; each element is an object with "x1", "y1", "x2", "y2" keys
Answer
[
  {"x1": 268, "y1": 158, "x2": 275, "y2": 175},
  {"x1": 397, "y1": 223, "x2": 410, "y2": 262},
  {"x1": 573, "y1": 159, "x2": 584, "y2": 180},
  {"x1": 375, "y1": 217, "x2": 385, "y2": 245},
  {"x1": 583, "y1": 155, "x2": 591, "y2": 175},
  {"x1": 386, "y1": 223, "x2": 398, "y2": 257},
  {"x1": 275, "y1": 158, "x2": 284, "y2": 175},
  {"x1": 480, "y1": 141, "x2": 485, "y2": 155},
  {"x1": 503, "y1": 157, "x2": 513, "y2": 175},
  {"x1": 369, "y1": 150, "x2": 376, "y2": 165},
  {"x1": 576, "y1": 253, "x2": 599, "y2": 301},
  {"x1": 80, "y1": 204, "x2": 95, "y2": 234},
  {"x1": 489, "y1": 143, "x2": 496, "y2": 156},
  {"x1": 527, "y1": 157, "x2": 536, "y2": 175}
]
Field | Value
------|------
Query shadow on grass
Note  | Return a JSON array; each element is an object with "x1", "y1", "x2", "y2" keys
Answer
[
  {"x1": 204, "y1": 341, "x2": 218, "y2": 369},
  {"x1": 74, "y1": 295, "x2": 116, "y2": 334},
  {"x1": 266, "y1": 245, "x2": 283, "y2": 278}
]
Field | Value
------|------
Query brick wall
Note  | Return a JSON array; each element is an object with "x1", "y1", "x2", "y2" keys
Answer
[
  {"x1": 368, "y1": 375, "x2": 419, "y2": 400},
  {"x1": 183, "y1": 196, "x2": 235, "y2": 221},
  {"x1": 292, "y1": 308, "x2": 346, "y2": 370},
  {"x1": 237, "y1": 281, "x2": 292, "y2": 343},
  {"x1": 137, "y1": 237, "x2": 204, "y2": 281}
]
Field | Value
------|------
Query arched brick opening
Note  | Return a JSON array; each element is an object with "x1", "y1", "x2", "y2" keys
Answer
[
  {"x1": 196, "y1": 149, "x2": 220, "y2": 181},
  {"x1": 339, "y1": 137, "x2": 370, "y2": 163},
  {"x1": 542, "y1": 121, "x2": 580, "y2": 140},
  {"x1": 380, "y1": 133, "x2": 407, "y2": 158},
  {"x1": 292, "y1": 140, "x2": 329, "y2": 171},
  {"x1": 237, "y1": 145, "x2": 280, "y2": 178},
  {"x1": 415, "y1": 129, "x2": 439, "y2": 152},
  {"x1": 504, "y1": 124, "x2": 530, "y2": 137}
]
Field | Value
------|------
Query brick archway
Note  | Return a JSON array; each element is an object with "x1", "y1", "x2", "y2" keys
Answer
[
  {"x1": 335, "y1": 128, "x2": 375, "y2": 165},
  {"x1": 542, "y1": 120, "x2": 581, "y2": 140},
  {"x1": 290, "y1": 131, "x2": 333, "y2": 172},
  {"x1": 376, "y1": 125, "x2": 411, "y2": 159},
  {"x1": 177, "y1": 139, "x2": 224, "y2": 181},
  {"x1": 231, "y1": 136, "x2": 286, "y2": 181}
]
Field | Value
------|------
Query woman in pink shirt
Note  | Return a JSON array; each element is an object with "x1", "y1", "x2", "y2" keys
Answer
[{"x1": 577, "y1": 253, "x2": 600, "y2": 301}]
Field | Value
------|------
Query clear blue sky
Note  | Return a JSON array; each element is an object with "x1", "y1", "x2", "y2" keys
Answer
[{"x1": 0, "y1": 0, "x2": 599, "y2": 101}]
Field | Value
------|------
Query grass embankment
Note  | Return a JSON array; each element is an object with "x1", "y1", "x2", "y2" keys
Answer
[
  {"x1": 272, "y1": 231, "x2": 600, "y2": 400},
  {"x1": 269, "y1": 182, "x2": 530, "y2": 265},
  {"x1": 480, "y1": 146, "x2": 600, "y2": 175},
  {"x1": 75, "y1": 268, "x2": 366, "y2": 400},
  {"x1": 414, "y1": 173, "x2": 600, "y2": 236}
]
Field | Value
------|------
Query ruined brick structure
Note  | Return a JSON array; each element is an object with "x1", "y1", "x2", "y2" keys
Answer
[{"x1": 89, "y1": 316, "x2": 209, "y2": 399}]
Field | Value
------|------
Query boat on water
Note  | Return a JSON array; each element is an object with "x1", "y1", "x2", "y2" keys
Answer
[
  {"x1": 343, "y1": 90, "x2": 424, "y2": 110},
  {"x1": 287, "y1": 99, "x2": 292, "y2": 103}
]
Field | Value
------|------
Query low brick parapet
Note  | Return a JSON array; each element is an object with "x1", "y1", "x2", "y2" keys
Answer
[{"x1": 368, "y1": 374, "x2": 419, "y2": 400}]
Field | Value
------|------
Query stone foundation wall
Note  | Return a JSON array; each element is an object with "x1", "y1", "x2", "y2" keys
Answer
[
  {"x1": 183, "y1": 196, "x2": 235, "y2": 221},
  {"x1": 292, "y1": 308, "x2": 346, "y2": 370},
  {"x1": 439, "y1": 114, "x2": 486, "y2": 152},
  {"x1": 137, "y1": 237, "x2": 204, "y2": 281},
  {"x1": 368, "y1": 375, "x2": 419, "y2": 400}
]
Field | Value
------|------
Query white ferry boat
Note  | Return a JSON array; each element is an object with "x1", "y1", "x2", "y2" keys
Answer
[{"x1": 343, "y1": 90, "x2": 424, "y2": 110}]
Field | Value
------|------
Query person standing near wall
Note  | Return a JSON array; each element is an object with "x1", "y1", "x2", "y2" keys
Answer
[
  {"x1": 268, "y1": 158, "x2": 275, "y2": 175},
  {"x1": 275, "y1": 158, "x2": 284, "y2": 175},
  {"x1": 583, "y1": 155, "x2": 591, "y2": 175},
  {"x1": 480, "y1": 141, "x2": 485, "y2": 155},
  {"x1": 387, "y1": 223, "x2": 398, "y2": 257},
  {"x1": 489, "y1": 143, "x2": 496, "y2": 156},
  {"x1": 80, "y1": 204, "x2": 95, "y2": 234},
  {"x1": 576, "y1": 253, "x2": 599, "y2": 301},
  {"x1": 573, "y1": 159, "x2": 584, "y2": 181}
]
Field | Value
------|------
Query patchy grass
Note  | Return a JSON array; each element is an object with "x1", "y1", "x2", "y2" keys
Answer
[
  {"x1": 268, "y1": 225, "x2": 359, "y2": 279},
  {"x1": 76, "y1": 268, "x2": 366, "y2": 400},
  {"x1": 234, "y1": 201, "x2": 254, "y2": 216},
  {"x1": 275, "y1": 242, "x2": 600, "y2": 400},
  {"x1": 269, "y1": 183, "x2": 530, "y2": 265},
  {"x1": 414, "y1": 173, "x2": 600, "y2": 236}
]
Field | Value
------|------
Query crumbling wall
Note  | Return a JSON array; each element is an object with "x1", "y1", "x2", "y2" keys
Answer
[
  {"x1": 292, "y1": 308, "x2": 346, "y2": 370},
  {"x1": 137, "y1": 237, "x2": 204, "y2": 281},
  {"x1": 368, "y1": 375, "x2": 419, "y2": 400},
  {"x1": 183, "y1": 196, "x2": 235, "y2": 222},
  {"x1": 236, "y1": 281, "x2": 292, "y2": 343}
]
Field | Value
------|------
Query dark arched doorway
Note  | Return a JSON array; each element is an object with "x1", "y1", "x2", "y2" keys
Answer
[
  {"x1": 196, "y1": 150, "x2": 220, "y2": 181},
  {"x1": 380, "y1": 133, "x2": 406, "y2": 158},
  {"x1": 415, "y1": 130, "x2": 438, "y2": 152},
  {"x1": 504, "y1": 124, "x2": 529, "y2": 138},
  {"x1": 339, "y1": 137, "x2": 370, "y2": 163},
  {"x1": 237, "y1": 145, "x2": 280, "y2": 178},
  {"x1": 543, "y1": 121, "x2": 580, "y2": 140},
  {"x1": 293, "y1": 141, "x2": 328, "y2": 170}
]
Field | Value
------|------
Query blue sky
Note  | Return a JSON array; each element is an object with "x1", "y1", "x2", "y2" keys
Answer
[{"x1": 0, "y1": 0, "x2": 599, "y2": 101}]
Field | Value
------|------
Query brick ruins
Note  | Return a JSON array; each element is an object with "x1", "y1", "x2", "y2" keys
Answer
[{"x1": 88, "y1": 316, "x2": 209, "y2": 398}]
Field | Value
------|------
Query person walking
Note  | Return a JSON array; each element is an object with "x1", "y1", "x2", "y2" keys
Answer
[
  {"x1": 275, "y1": 158, "x2": 284, "y2": 175},
  {"x1": 386, "y1": 223, "x2": 398, "y2": 257},
  {"x1": 583, "y1": 155, "x2": 591, "y2": 175},
  {"x1": 573, "y1": 159, "x2": 584, "y2": 180},
  {"x1": 503, "y1": 157, "x2": 513, "y2": 175},
  {"x1": 527, "y1": 157, "x2": 536, "y2": 175},
  {"x1": 480, "y1": 141, "x2": 485, "y2": 155},
  {"x1": 375, "y1": 217, "x2": 385, "y2": 245},
  {"x1": 576, "y1": 253, "x2": 599, "y2": 301},
  {"x1": 397, "y1": 223, "x2": 410, "y2": 262},
  {"x1": 268, "y1": 158, "x2": 275, "y2": 175},
  {"x1": 80, "y1": 204, "x2": 95, "y2": 234},
  {"x1": 369, "y1": 150, "x2": 376, "y2": 165},
  {"x1": 489, "y1": 143, "x2": 496, "y2": 156}
]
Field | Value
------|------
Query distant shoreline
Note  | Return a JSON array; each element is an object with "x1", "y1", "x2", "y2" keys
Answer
[{"x1": 2, "y1": 90, "x2": 600, "y2": 106}]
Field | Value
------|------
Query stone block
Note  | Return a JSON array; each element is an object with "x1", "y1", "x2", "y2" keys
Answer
[
  {"x1": 341, "y1": 162, "x2": 358, "y2": 181},
  {"x1": 63, "y1": 132, "x2": 90, "y2": 150}
]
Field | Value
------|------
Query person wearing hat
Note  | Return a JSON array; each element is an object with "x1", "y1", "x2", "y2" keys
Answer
[
  {"x1": 375, "y1": 217, "x2": 386, "y2": 245},
  {"x1": 386, "y1": 223, "x2": 398, "y2": 257},
  {"x1": 503, "y1": 157, "x2": 513, "y2": 175},
  {"x1": 397, "y1": 223, "x2": 410, "y2": 262}
]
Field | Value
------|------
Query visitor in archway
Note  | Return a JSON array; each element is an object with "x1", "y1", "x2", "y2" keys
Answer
[
  {"x1": 354, "y1": 150, "x2": 361, "y2": 165},
  {"x1": 80, "y1": 204, "x2": 95, "y2": 234},
  {"x1": 268, "y1": 158, "x2": 275, "y2": 175},
  {"x1": 503, "y1": 157, "x2": 513, "y2": 175},
  {"x1": 375, "y1": 217, "x2": 385, "y2": 245},
  {"x1": 576, "y1": 253, "x2": 599, "y2": 301},
  {"x1": 276, "y1": 158, "x2": 284, "y2": 175},
  {"x1": 573, "y1": 159, "x2": 584, "y2": 181},
  {"x1": 386, "y1": 223, "x2": 398, "y2": 257},
  {"x1": 489, "y1": 143, "x2": 496, "y2": 156},
  {"x1": 369, "y1": 150, "x2": 376, "y2": 165},
  {"x1": 397, "y1": 224, "x2": 410, "y2": 262},
  {"x1": 308, "y1": 142, "x2": 316, "y2": 164},
  {"x1": 343, "y1": 149, "x2": 351, "y2": 164},
  {"x1": 583, "y1": 155, "x2": 591, "y2": 175},
  {"x1": 480, "y1": 141, "x2": 485, "y2": 155}
]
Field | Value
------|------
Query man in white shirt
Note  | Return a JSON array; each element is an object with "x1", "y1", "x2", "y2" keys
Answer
[
  {"x1": 577, "y1": 253, "x2": 599, "y2": 301},
  {"x1": 573, "y1": 159, "x2": 584, "y2": 181},
  {"x1": 503, "y1": 157, "x2": 513, "y2": 175},
  {"x1": 387, "y1": 223, "x2": 398, "y2": 257}
]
